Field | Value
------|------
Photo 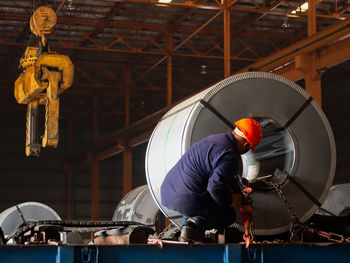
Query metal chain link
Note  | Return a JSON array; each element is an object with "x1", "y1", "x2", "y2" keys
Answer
[
  {"x1": 263, "y1": 180, "x2": 350, "y2": 243},
  {"x1": 249, "y1": 214, "x2": 256, "y2": 242},
  {"x1": 157, "y1": 222, "x2": 176, "y2": 239},
  {"x1": 263, "y1": 180, "x2": 301, "y2": 241}
]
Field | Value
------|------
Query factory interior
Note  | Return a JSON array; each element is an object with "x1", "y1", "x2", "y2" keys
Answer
[{"x1": 1, "y1": 0, "x2": 350, "y2": 262}]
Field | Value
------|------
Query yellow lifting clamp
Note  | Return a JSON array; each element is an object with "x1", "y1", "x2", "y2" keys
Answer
[{"x1": 14, "y1": 6, "x2": 74, "y2": 156}]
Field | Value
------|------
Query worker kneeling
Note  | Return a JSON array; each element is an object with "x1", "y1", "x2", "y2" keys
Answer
[{"x1": 160, "y1": 118, "x2": 263, "y2": 242}]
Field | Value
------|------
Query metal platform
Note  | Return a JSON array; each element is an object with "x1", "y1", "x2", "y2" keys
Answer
[{"x1": 0, "y1": 243, "x2": 349, "y2": 263}]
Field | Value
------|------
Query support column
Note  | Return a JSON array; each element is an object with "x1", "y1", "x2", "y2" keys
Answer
[
  {"x1": 123, "y1": 66, "x2": 132, "y2": 196},
  {"x1": 308, "y1": 0, "x2": 317, "y2": 37},
  {"x1": 124, "y1": 66, "x2": 131, "y2": 126},
  {"x1": 122, "y1": 143, "x2": 132, "y2": 196},
  {"x1": 91, "y1": 96, "x2": 100, "y2": 220},
  {"x1": 295, "y1": 54, "x2": 322, "y2": 106},
  {"x1": 303, "y1": 0, "x2": 321, "y2": 106},
  {"x1": 166, "y1": 32, "x2": 173, "y2": 106},
  {"x1": 66, "y1": 168, "x2": 73, "y2": 220},
  {"x1": 66, "y1": 118, "x2": 73, "y2": 220},
  {"x1": 91, "y1": 159, "x2": 100, "y2": 220},
  {"x1": 224, "y1": 0, "x2": 231, "y2": 78}
]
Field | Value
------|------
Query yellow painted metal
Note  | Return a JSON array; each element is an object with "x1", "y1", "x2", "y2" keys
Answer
[
  {"x1": 34, "y1": 53, "x2": 74, "y2": 93},
  {"x1": 14, "y1": 6, "x2": 73, "y2": 156},
  {"x1": 20, "y1": 47, "x2": 39, "y2": 68},
  {"x1": 43, "y1": 97, "x2": 60, "y2": 147},
  {"x1": 14, "y1": 66, "x2": 47, "y2": 104},
  {"x1": 14, "y1": 48, "x2": 74, "y2": 156},
  {"x1": 14, "y1": 47, "x2": 47, "y2": 104},
  {"x1": 29, "y1": 6, "x2": 57, "y2": 37}
]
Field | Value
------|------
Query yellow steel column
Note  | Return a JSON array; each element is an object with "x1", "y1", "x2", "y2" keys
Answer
[
  {"x1": 303, "y1": 0, "x2": 321, "y2": 106},
  {"x1": 295, "y1": 54, "x2": 322, "y2": 106},
  {"x1": 167, "y1": 32, "x2": 173, "y2": 106},
  {"x1": 308, "y1": 0, "x2": 317, "y2": 36},
  {"x1": 224, "y1": 0, "x2": 231, "y2": 78},
  {"x1": 91, "y1": 96, "x2": 100, "y2": 220}
]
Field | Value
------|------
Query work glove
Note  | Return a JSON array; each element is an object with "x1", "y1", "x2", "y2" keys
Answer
[
  {"x1": 228, "y1": 187, "x2": 252, "y2": 207},
  {"x1": 241, "y1": 187, "x2": 252, "y2": 202}
]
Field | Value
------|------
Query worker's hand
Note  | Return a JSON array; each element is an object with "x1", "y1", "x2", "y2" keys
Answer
[
  {"x1": 241, "y1": 187, "x2": 253, "y2": 205},
  {"x1": 230, "y1": 193, "x2": 242, "y2": 207},
  {"x1": 228, "y1": 186, "x2": 253, "y2": 207},
  {"x1": 242, "y1": 187, "x2": 252, "y2": 195}
]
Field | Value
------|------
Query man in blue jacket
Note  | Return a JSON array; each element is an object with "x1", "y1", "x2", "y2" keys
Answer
[{"x1": 160, "y1": 118, "x2": 263, "y2": 242}]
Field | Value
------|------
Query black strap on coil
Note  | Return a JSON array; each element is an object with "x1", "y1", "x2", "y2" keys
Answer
[
  {"x1": 199, "y1": 96, "x2": 313, "y2": 136},
  {"x1": 199, "y1": 99, "x2": 236, "y2": 130}
]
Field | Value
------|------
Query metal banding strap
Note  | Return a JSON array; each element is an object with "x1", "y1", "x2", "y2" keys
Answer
[
  {"x1": 287, "y1": 173, "x2": 336, "y2": 217},
  {"x1": 281, "y1": 96, "x2": 314, "y2": 131},
  {"x1": 160, "y1": 100, "x2": 199, "y2": 122},
  {"x1": 15, "y1": 206, "x2": 26, "y2": 224},
  {"x1": 199, "y1": 99, "x2": 236, "y2": 130},
  {"x1": 199, "y1": 96, "x2": 313, "y2": 137},
  {"x1": 264, "y1": 96, "x2": 314, "y2": 137}
]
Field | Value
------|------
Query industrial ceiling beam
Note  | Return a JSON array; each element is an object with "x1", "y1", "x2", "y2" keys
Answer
[
  {"x1": 140, "y1": 8, "x2": 224, "y2": 79},
  {"x1": 224, "y1": 0, "x2": 231, "y2": 77},
  {"x1": 125, "y1": 6, "x2": 198, "y2": 78},
  {"x1": 56, "y1": 0, "x2": 68, "y2": 13},
  {"x1": 65, "y1": 17, "x2": 350, "y2": 169},
  {"x1": 105, "y1": 0, "x2": 349, "y2": 19},
  {"x1": 199, "y1": 0, "x2": 284, "y2": 66},
  {"x1": 79, "y1": 3, "x2": 124, "y2": 47},
  {"x1": 0, "y1": 40, "x2": 258, "y2": 61},
  {"x1": 106, "y1": 0, "x2": 221, "y2": 10},
  {"x1": 237, "y1": 17, "x2": 350, "y2": 73},
  {"x1": 274, "y1": 36, "x2": 350, "y2": 81}
]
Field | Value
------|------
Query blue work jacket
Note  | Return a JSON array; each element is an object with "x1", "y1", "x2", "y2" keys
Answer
[{"x1": 160, "y1": 132, "x2": 243, "y2": 216}]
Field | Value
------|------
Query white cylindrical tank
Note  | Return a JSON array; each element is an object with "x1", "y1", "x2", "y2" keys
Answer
[{"x1": 146, "y1": 72, "x2": 336, "y2": 235}]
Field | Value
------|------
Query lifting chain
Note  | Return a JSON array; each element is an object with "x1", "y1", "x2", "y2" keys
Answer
[
  {"x1": 263, "y1": 180, "x2": 350, "y2": 243},
  {"x1": 264, "y1": 180, "x2": 301, "y2": 241},
  {"x1": 157, "y1": 222, "x2": 176, "y2": 239}
]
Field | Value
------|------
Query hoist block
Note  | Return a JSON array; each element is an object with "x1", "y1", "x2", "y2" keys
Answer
[
  {"x1": 14, "y1": 48, "x2": 74, "y2": 156},
  {"x1": 34, "y1": 53, "x2": 74, "y2": 93},
  {"x1": 15, "y1": 51, "x2": 73, "y2": 104}
]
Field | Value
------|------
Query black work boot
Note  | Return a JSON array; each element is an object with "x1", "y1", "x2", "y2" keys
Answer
[{"x1": 179, "y1": 218, "x2": 205, "y2": 242}]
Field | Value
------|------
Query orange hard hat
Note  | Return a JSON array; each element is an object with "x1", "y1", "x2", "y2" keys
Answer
[{"x1": 234, "y1": 118, "x2": 263, "y2": 151}]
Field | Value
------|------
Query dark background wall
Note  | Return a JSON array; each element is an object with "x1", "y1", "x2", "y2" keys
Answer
[{"x1": 0, "y1": 117, "x2": 147, "y2": 220}]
